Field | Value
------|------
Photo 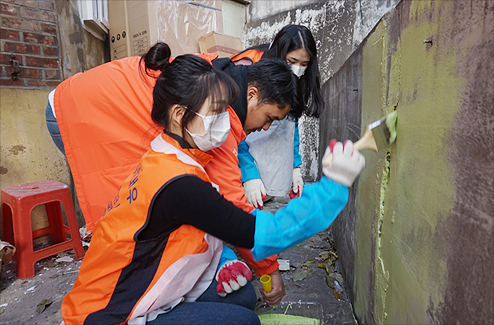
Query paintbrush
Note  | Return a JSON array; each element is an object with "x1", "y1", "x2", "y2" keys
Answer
[
  {"x1": 353, "y1": 111, "x2": 398, "y2": 152},
  {"x1": 322, "y1": 111, "x2": 398, "y2": 165}
]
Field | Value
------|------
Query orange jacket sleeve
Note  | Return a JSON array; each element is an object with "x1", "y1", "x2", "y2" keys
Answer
[{"x1": 236, "y1": 247, "x2": 279, "y2": 276}]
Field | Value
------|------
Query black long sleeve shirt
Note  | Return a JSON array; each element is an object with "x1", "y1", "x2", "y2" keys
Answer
[{"x1": 138, "y1": 133, "x2": 256, "y2": 250}]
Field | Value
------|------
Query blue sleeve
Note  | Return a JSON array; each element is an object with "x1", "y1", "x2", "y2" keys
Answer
[
  {"x1": 217, "y1": 244, "x2": 238, "y2": 271},
  {"x1": 293, "y1": 121, "x2": 302, "y2": 169},
  {"x1": 238, "y1": 138, "x2": 260, "y2": 182},
  {"x1": 251, "y1": 177, "x2": 348, "y2": 261}
]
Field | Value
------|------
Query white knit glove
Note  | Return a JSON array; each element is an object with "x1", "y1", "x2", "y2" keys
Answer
[
  {"x1": 243, "y1": 179, "x2": 267, "y2": 209},
  {"x1": 290, "y1": 167, "x2": 304, "y2": 198},
  {"x1": 322, "y1": 140, "x2": 365, "y2": 187}
]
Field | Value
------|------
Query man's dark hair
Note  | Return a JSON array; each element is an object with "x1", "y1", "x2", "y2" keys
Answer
[{"x1": 247, "y1": 58, "x2": 302, "y2": 119}]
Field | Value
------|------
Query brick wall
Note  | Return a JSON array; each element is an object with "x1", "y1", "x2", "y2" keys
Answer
[{"x1": 0, "y1": 0, "x2": 60, "y2": 88}]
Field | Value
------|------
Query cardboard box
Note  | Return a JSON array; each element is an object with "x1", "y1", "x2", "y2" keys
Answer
[
  {"x1": 108, "y1": 0, "x2": 130, "y2": 60},
  {"x1": 126, "y1": 0, "x2": 160, "y2": 57},
  {"x1": 108, "y1": 0, "x2": 224, "y2": 60},
  {"x1": 198, "y1": 31, "x2": 242, "y2": 58}
]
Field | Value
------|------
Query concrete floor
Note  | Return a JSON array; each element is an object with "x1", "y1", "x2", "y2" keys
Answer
[
  {"x1": 0, "y1": 195, "x2": 357, "y2": 325},
  {"x1": 257, "y1": 196, "x2": 358, "y2": 325}
]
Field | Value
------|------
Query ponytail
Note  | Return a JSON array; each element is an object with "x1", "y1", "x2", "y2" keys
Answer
[{"x1": 140, "y1": 42, "x2": 171, "y2": 76}]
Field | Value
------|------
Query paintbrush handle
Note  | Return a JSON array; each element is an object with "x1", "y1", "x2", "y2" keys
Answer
[{"x1": 354, "y1": 125, "x2": 378, "y2": 152}]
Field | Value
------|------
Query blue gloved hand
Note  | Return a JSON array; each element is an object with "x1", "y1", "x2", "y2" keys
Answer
[{"x1": 251, "y1": 139, "x2": 366, "y2": 261}]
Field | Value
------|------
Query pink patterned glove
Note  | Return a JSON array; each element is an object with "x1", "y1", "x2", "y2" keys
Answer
[{"x1": 215, "y1": 260, "x2": 252, "y2": 297}]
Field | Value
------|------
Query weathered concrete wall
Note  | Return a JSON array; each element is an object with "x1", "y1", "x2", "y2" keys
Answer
[
  {"x1": 323, "y1": 0, "x2": 494, "y2": 323},
  {"x1": 55, "y1": 0, "x2": 108, "y2": 79},
  {"x1": 1, "y1": 0, "x2": 107, "y2": 228},
  {"x1": 0, "y1": 88, "x2": 70, "y2": 182},
  {"x1": 320, "y1": 48, "x2": 363, "y2": 309},
  {"x1": 0, "y1": 88, "x2": 71, "y2": 230},
  {"x1": 243, "y1": 0, "x2": 399, "y2": 181}
]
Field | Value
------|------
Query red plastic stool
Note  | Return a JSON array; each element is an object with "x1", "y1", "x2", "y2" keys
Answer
[{"x1": 1, "y1": 180, "x2": 85, "y2": 279}]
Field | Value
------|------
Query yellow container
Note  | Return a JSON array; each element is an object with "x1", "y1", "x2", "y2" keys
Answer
[{"x1": 260, "y1": 274, "x2": 272, "y2": 292}]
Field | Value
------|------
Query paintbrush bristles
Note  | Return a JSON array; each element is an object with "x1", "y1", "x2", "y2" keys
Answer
[
  {"x1": 356, "y1": 111, "x2": 398, "y2": 151},
  {"x1": 368, "y1": 117, "x2": 388, "y2": 149},
  {"x1": 385, "y1": 111, "x2": 398, "y2": 144}
]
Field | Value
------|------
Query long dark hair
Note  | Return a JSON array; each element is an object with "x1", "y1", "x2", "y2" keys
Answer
[
  {"x1": 140, "y1": 42, "x2": 239, "y2": 137},
  {"x1": 240, "y1": 25, "x2": 324, "y2": 118}
]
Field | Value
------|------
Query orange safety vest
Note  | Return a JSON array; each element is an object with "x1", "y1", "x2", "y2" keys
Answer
[
  {"x1": 230, "y1": 48, "x2": 265, "y2": 64},
  {"x1": 54, "y1": 52, "x2": 278, "y2": 275},
  {"x1": 54, "y1": 53, "x2": 217, "y2": 232},
  {"x1": 62, "y1": 133, "x2": 223, "y2": 325}
]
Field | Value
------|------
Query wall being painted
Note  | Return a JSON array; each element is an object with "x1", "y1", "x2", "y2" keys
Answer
[
  {"x1": 243, "y1": 0, "x2": 399, "y2": 181},
  {"x1": 323, "y1": 0, "x2": 494, "y2": 323}
]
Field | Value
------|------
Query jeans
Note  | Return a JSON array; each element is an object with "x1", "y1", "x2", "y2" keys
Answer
[
  {"x1": 45, "y1": 101, "x2": 65, "y2": 155},
  {"x1": 147, "y1": 279, "x2": 260, "y2": 325}
]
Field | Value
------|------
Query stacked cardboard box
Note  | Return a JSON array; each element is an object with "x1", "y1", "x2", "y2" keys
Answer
[
  {"x1": 108, "y1": 0, "x2": 241, "y2": 61},
  {"x1": 198, "y1": 31, "x2": 242, "y2": 58}
]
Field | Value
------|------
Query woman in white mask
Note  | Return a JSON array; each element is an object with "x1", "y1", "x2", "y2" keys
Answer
[
  {"x1": 230, "y1": 25, "x2": 324, "y2": 209},
  {"x1": 61, "y1": 42, "x2": 365, "y2": 325}
]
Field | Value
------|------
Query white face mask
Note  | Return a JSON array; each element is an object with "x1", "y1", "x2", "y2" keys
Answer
[
  {"x1": 290, "y1": 64, "x2": 307, "y2": 78},
  {"x1": 186, "y1": 111, "x2": 230, "y2": 152}
]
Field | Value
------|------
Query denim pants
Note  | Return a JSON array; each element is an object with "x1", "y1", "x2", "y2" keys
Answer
[
  {"x1": 45, "y1": 101, "x2": 66, "y2": 155},
  {"x1": 147, "y1": 279, "x2": 260, "y2": 325}
]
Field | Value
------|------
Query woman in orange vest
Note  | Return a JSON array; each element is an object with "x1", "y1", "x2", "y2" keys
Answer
[
  {"x1": 46, "y1": 43, "x2": 291, "y2": 307},
  {"x1": 231, "y1": 25, "x2": 324, "y2": 209},
  {"x1": 61, "y1": 42, "x2": 365, "y2": 324}
]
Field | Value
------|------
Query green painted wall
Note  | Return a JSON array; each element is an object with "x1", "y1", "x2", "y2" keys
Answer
[
  {"x1": 323, "y1": 0, "x2": 493, "y2": 323},
  {"x1": 357, "y1": 2, "x2": 459, "y2": 322}
]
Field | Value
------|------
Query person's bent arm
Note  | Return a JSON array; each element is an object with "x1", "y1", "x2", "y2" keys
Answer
[
  {"x1": 238, "y1": 139, "x2": 260, "y2": 183},
  {"x1": 291, "y1": 122, "x2": 304, "y2": 198},
  {"x1": 144, "y1": 141, "x2": 363, "y2": 257}
]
